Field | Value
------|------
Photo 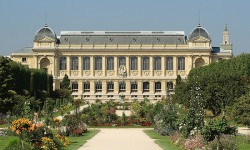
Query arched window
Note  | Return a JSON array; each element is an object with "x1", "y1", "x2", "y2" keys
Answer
[
  {"x1": 95, "y1": 57, "x2": 102, "y2": 70},
  {"x1": 195, "y1": 58, "x2": 205, "y2": 68},
  {"x1": 71, "y1": 57, "x2": 78, "y2": 70},
  {"x1": 167, "y1": 81, "x2": 174, "y2": 91},
  {"x1": 119, "y1": 57, "x2": 126, "y2": 67},
  {"x1": 83, "y1": 56, "x2": 90, "y2": 70},
  {"x1": 72, "y1": 82, "x2": 78, "y2": 93},
  {"x1": 166, "y1": 57, "x2": 173, "y2": 70},
  {"x1": 131, "y1": 81, "x2": 138, "y2": 93},
  {"x1": 119, "y1": 81, "x2": 126, "y2": 93},
  {"x1": 178, "y1": 57, "x2": 185, "y2": 70},
  {"x1": 142, "y1": 57, "x2": 149, "y2": 70},
  {"x1": 143, "y1": 82, "x2": 150, "y2": 93},
  {"x1": 107, "y1": 81, "x2": 114, "y2": 92},
  {"x1": 95, "y1": 81, "x2": 102, "y2": 92},
  {"x1": 83, "y1": 81, "x2": 90, "y2": 92},
  {"x1": 154, "y1": 57, "x2": 161, "y2": 70},
  {"x1": 60, "y1": 57, "x2": 67, "y2": 70},
  {"x1": 130, "y1": 57, "x2": 138, "y2": 70},
  {"x1": 155, "y1": 82, "x2": 161, "y2": 92},
  {"x1": 107, "y1": 57, "x2": 114, "y2": 70}
]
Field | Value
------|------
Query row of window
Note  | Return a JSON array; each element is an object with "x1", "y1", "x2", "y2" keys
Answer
[
  {"x1": 59, "y1": 56, "x2": 185, "y2": 71},
  {"x1": 71, "y1": 81, "x2": 174, "y2": 93}
]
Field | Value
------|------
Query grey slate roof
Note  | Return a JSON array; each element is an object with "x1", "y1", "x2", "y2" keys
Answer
[
  {"x1": 34, "y1": 24, "x2": 57, "y2": 42},
  {"x1": 14, "y1": 47, "x2": 32, "y2": 54},
  {"x1": 59, "y1": 31, "x2": 186, "y2": 45},
  {"x1": 189, "y1": 24, "x2": 211, "y2": 40}
]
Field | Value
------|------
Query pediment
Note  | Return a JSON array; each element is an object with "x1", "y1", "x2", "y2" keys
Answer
[{"x1": 35, "y1": 36, "x2": 55, "y2": 42}]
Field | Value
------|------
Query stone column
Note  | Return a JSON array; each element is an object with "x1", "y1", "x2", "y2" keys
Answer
[
  {"x1": 78, "y1": 80, "x2": 83, "y2": 95},
  {"x1": 150, "y1": 80, "x2": 155, "y2": 94},
  {"x1": 53, "y1": 56, "x2": 57, "y2": 77},
  {"x1": 173, "y1": 56, "x2": 177, "y2": 76},
  {"x1": 126, "y1": 56, "x2": 130, "y2": 76},
  {"x1": 138, "y1": 56, "x2": 142, "y2": 76},
  {"x1": 90, "y1": 80, "x2": 95, "y2": 94},
  {"x1": 102, "y1": 56, "x2": 106, "y2": 76},
  {"x1": 161, "y1": 56, "x2": 165, "y2": 76},
  {"x1": 138, "y1": 80, "x2": 142, "y2": 94},
  {"x1": 126, "y1": 80, "x2": 131, "y2": 95},
  {"x1": 161, "y1": 81, "x2": 166, "y2": 95},
  {"x1": 114, "y1": 56, "x2": 118, "y2": 76},
  {"x1": 102, "y1": 80, "x2": 107, "y2": 94},
  {"x1": 114, "y1": 81, "x2": 119, "y2": 94},
  {"x1": 150, "y1": 56, "x2": 154, "y2": 76},
  {"x1": 90, "y1": 56, "x2": 94, "y2": 76},
  {"x1": 67, "y1": 56, "x2": 71, "y2": 76},
  {"x1": 78, "y1": 56, "x2": 82, "y2": 76}
]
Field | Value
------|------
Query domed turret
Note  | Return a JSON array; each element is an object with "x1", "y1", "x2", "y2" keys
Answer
[
  {"x1": 189, "y1": 24, "x2": 211, "y2": 40},
  {"x1": 34, "y1": 23, "x2": 56, "y2": 42}
]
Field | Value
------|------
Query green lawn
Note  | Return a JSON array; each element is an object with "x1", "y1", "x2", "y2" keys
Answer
[
  {"x1": 64, "y1": 129, "x2": 100, "y2": 150},
  {"x1": 236, "y1": 135, "x2": 250, "y2": 150},
  {"x1": 0, "y1": 136, "x2": 18, "y2": 149},
  {"x1": 143, "y1": 129, "x2": 181, "y2": 150}
]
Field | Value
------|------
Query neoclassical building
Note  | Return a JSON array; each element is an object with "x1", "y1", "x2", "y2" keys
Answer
[{"x1": 11, "y1": 23, "x2": 233, "y2": 101}]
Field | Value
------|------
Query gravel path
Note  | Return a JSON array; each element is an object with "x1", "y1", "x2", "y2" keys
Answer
[{"x1": 78, "y1": 128, "x2": 162, "y2": 150}]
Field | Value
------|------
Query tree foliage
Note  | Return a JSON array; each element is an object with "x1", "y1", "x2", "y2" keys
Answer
[
  {"x1": 231, "y1": 92, "x2": 250, "y2": 127},
  {"x1": 174, "y1": 54, "x2": 250, "y2": 116}
]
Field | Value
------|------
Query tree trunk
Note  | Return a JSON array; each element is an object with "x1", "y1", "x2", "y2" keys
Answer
[{"x1": 216, "y1": 135, "x2": 220, "y2": 150}]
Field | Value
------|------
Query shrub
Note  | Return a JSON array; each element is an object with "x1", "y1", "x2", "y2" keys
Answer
[
  {"x1": 207, "y1": 134, "x2": 238, "y2": 150},
  {"x1": 183, "y1": 135, "x2": 204, "y2": 150}
]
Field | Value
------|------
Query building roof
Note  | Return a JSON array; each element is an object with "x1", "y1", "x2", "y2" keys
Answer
[
  {"x1": 13, "y1": 47, "x2": 32, "y2": 54},
  {"x1": 34, "y1": 24, "x2": 57, "y2": 42},
  {"x1": 189, "y1": 24, "x2": 211, "y2": 40},
  {"x1": 59, "y1": 31, "x2": 186, "y2": 45}
]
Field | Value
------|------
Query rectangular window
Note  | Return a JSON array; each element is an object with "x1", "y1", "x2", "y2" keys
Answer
[
  {"x1": 22, "y1": 57, "x2": 27, "y2": 62},
  {"x1": 130, "y1": 57, "x2": 138, "y2": 70},
  {"x1": 60, "y1": 57, "x2": 67, "y2": 70},
  {"x1": 154, "y1": 57, "x2": 161, "y2": 70},
  {"x1": 107, "y1": 57, "x2": 114, "y2": 70},
  {"x1": 142, "y1": 57, "x2": 149, "y2": 70},
  {"x1": 155, "y1": 82, "x2": 161, "y2": 93},
  {"x1": 178, "y1": 57, "x2": 185, "y2": 70},
  {"x1": 119, "y1": 57, "x2": 126, "y2": 67},
  {"x1": 167, "y1": 81, "x2": 174, "y2": 90},
  {"x1": 71, "y1": 57, "x2": 78, "y2": 70},
  {"x1": 72, "y1": 82, "x2": 78, "y2": 93},
  {"x1": 166, "y1": 57, "x2": 173, "y2": 70},
  {"x1": 107, "y1": 81, "x2": 114, "y2": 92},
  {"x1": 95, "y1": 57, "x2": 102, "y2": 70},
  {"x1": 131, "y1": 82, "x2": 138, "y2": 93},
  {"x1": 143, "y1": 82, "x2": 150, "y2": 93},
  {"x1": 95, "y1": 81, "x2": 102, "y2": 92},
  {"x1": 119, "y1": 81, "x2": 126, "y2": 93},
  {"x1": 83, "y1": 57, "x2": 90, "y2": 70},
  {"x1": 83, "y1": 82, "x2": 90, "y2": 92}
]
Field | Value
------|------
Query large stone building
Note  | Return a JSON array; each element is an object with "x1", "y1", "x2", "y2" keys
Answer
[{"x1": 11, "y1": 23, "x2": 233, "y2": 101}]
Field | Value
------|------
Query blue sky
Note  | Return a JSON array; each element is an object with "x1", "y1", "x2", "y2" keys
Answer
[{"x1": 0, "y1": 0, "x2": 249, "y2": 56}]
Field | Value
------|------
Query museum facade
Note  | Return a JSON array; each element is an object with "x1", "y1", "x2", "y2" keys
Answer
[{"x1": 11, "y1": 23, "x2": 233, "y2": 101}]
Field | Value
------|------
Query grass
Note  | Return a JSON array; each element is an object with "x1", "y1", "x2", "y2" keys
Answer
[
  {"x1": 64, "y1": 129, "x2": 100, "y2": 150},
  {"x1": 0, "y1": 136, "x2": 18, "y2": 149},
  {"x1": 236, "y1": 135, "x2": 250, "y2": 150},
  {"x1": 143, "y1": 129, "x2": 181, "y2": 150}
]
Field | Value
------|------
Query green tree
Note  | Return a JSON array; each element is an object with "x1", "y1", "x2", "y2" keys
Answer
[
  {"x1": 231, "y1": 92, "x2": 250, "y2": 127},
  {"x1": 61, "y1": 74, "x2": 70, "y2": 89}
]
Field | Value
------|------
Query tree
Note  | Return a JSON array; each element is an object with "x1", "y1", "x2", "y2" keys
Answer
[
  {"x1": 231, "y1": 92, "x2": 250, "y2": 127},
  {"x1": 0, "y1": 57, "x2": 14, "y2": 113},
  {"x1": 61, "y1": 74, "x2": 70, "y2": 90}
]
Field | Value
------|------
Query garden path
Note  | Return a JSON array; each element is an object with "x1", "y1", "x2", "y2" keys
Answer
[{"x1": 78, "y1": 128, "x2": 162, "y2": 150}]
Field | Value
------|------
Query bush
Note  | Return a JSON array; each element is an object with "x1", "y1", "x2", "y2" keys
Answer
[
  {"x1": 207, "y1": 134, "x2": 238, "y2": 150},
  {"x1": 183, "y1": 135, "x2": 204, "y2": 150}
]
